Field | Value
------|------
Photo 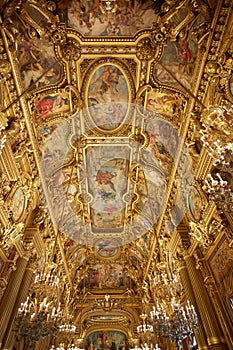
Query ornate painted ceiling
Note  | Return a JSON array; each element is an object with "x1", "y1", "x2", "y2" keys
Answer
[{"x1": 0, "y1": 0, "x2": 233, "y2": 348}]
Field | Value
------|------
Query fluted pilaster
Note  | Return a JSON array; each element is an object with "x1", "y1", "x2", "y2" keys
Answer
[
  {"x1": 185, "y1": 255, "x2": 228, "y2": 349},
  {"x1": 2, "y1": 265, "x2": 34, "y2": 350},
  {"x1": 177, "y1": 258, "x2": 208, "y2": 350},
  {"x1": 0, "y1": 257, "x2": 28, "y2": 347},
  {"x1": 204, "y1": 275, "x2": 233, "y2": 349}
]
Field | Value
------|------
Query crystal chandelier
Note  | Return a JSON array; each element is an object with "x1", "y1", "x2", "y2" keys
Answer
[
  {"x1": 137, "y1": 313, "x2": 154, "y2": 334},
  {"x1": 55, "y1": 287, "x2": 79, "y2": 348},
  {"x1": 200, "y1": 129, "x2": 231, "y2": 160},
  {"x1": 15, "y1": 257, "x2": 64, "y2": 349},
  {"x1": 136, "y1": 313, "x2": 154, "y2": 348},
  {"x1": 214, "y1": 144, "x2": 233, "y2": 172},
  {"x1": 34, "y1": 269, "x2": 60, "y2": 287},
  {"x1": 149, "y1": 301, "x2": 171, "y2": 338},
  {"x1": 200, "y1": 104, "x2": 232, "y2": 170},
  {"x1": 50, "y1": 344, "x2": 83, "y2": 350},
  {"x1": 33, "y1": 262, "x2": 60, "y2": 289},
  {"x1": 56, "y1": 313, "x2": 77, "y2": 346},
  {"x1": 203, "y1": 140, "x2": 233, "y2": 213},
  {"x1": 153, "y1": 262, "x2": 181, "y2": 302},
  {"x1": 197, "y1": 103, "x2": 233, "y2": 215},
  {"x1": 15, "y1": 295, "x2": 63, "y2": 349},
  {"x1": 131, "y1": 344, "x2": 161, "y2": 350},
  {"x1": 205, "y1": 171, "x2": 233, "y2": 213},
  {"x1": 59, "y1": 322, "x2": 76, "y2": 333},
  {"x1": 200, "y1": 105, "x2": 232, "y2": 153},
  {"x1": 150, "y1": 299, "x2": 198, "y2": 349}
]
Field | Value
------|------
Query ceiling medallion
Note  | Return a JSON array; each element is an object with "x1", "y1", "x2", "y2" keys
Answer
[{"x1": 61, "y1": 38, "x2": 81, "y2": 62}]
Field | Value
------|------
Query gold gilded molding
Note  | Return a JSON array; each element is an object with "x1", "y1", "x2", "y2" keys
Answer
[
  {"x1": 207, "y1": 336, "x2": 222, "y2": 346},
  {"x1": 0, "y1": 222, "x2": 24, "y2": 252},
  {"x1": 19, "y1": 1, "x2": 59, "y2": 38},
  {"x1": 136, "y1": 37, "x2": 157, "y2": 62},
  {"x1": 0, "y1": 141, "x2": 20, "y2": 181}
]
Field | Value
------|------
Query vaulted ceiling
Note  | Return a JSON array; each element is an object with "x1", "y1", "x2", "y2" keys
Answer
[{"x1": 0, "y1": 0, "x2": 232, "y2": 348}]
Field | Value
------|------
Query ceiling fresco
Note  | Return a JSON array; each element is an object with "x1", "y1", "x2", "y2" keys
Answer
[
  {"x1": 87, "y1": 149, "x2": 130, "y2": 231},
  {"x1": 39, "y1": 103, "x2": 191, "y2": 249},
  {"x1": 16, "y1": 33, "x2": 64, "y2": 91},
  {"x1": 153, "y1": 22, "x2": 199, "y2": 90},
  {"x1": 81, "y1": 263, "x2": 132, "y2": 289},
  {"x1": 54, "y1": 0, "x2": 165, "y2": 36},
  {"x1": 35, "y1": 92, "x2": 70, "y2": 118},
  {"x1": 8, "y1": 0, "x2": 198, "y2": 284},
  {"x1": 96, "y1": 239, "x2": 119, "y2": 258},
  {"x1": 86, "y1": 330, "x2": 127, "y2": 350}
]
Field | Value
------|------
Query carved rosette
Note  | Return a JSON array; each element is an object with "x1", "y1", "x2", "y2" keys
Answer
[
  {"x1": 60, "y1": 38, "x2": 81, "y2": 62},
  {"x1": 50, "y1": 27, "x2": 67, "y2": 45},
  {"x1": 151, "y1": 23, "x2": 168, "y2": 47},
  {"x1": 136, "y1": 38, "x2": 156, "y2": 61}
]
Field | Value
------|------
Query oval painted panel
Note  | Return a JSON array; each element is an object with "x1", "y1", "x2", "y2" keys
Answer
[
  {"x1": 12, "y1": 188, "x2": 26, "y2": 222},
  {"x1": 187, "y1": 186, "x2": 202, "y2": 221},
  {"x1": 88, "y1": 65, "x2": 129, "y2": 130}
]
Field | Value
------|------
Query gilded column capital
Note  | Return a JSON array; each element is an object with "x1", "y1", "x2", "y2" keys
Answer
[
  {"x1": 175, "y1": 245, "x2": 190, "y2": 271},
  {"x1": 189, "y1": 219, "x2": 219, "y2": 248},
  {"x1": 26, "y1": 256, "x2": 39, "y2": 272},
  {"x1": 23, "y1": 242, "x2": 37, "y2": 261},
  {"x1": 175, "y1": 258, "x2": 186, "y2": 272},
  {"x1": 0, "y1": 222, "x2": 24, "y2": 252},
  {"x1": 193, "y1": 249, "x2": 214, "y2": 281}
]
